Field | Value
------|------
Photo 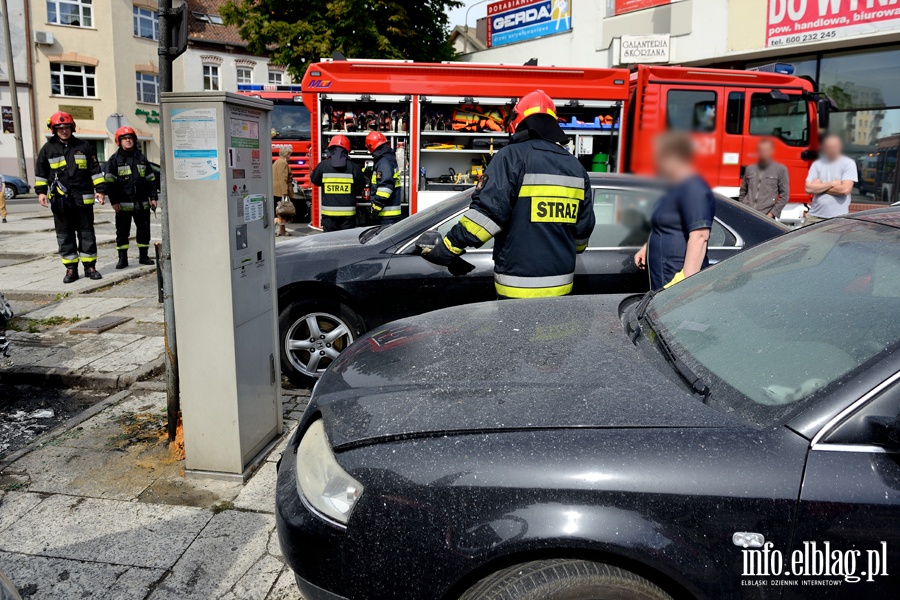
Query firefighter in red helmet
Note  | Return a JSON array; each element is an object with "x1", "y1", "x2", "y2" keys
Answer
[
  {"x1": 364, "y1": 130, "x2": 402, "y2": 225},
  {"x1": 421, "y1": 90, "x2": 595, "y2": 299},
  {"x1": 311, "y1": 135, "x2": 367, "y2": 232},
  {"x1": 104, "y1": 126, "x2": 158, "y2": 269},
  {"x1": 35, "y1": 111, "x2": 107, "y2": 283}
]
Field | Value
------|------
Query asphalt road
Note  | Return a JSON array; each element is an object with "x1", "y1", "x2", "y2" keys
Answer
[{"x1": 3, "y1": 194, "x2": 42, "y2": 219}]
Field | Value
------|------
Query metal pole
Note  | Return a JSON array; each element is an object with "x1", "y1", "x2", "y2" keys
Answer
[
  {"x1": 463, "y1": 0, "x2": 489, "y2": 56},
  {"x1": 158, "y1": 0, "x2": 179, "y2": 442},
  {"x1": 0, "y1": 0, "x2": 28, "y2": 180}
]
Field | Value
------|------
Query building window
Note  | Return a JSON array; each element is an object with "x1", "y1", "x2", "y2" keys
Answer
[
  {"x1": 47, "y1": 0, "x2": 92, "y2": 27},
  {"x1": 666, "y1": 90, "x2": 717, "y2": 133},
  {"x1": 192, "y1": 12, "x2": 223, "y2": 24},
  {"x1": 203, "y1": 65, "x2": 219, "y2": 91},
  {"x1": 133, "y1": 6, "x2": 158, "y2": 40},
  {"x1": 236, "y1": 67, "x2": 253, "y2": 85},
  {"x1": 51, "y1": 63, "x2": 96, "y2": 97},
  {"x1": 136, "y1": 72, "x2": 159, "y2": 104},
  {"x1": 268, "y1": 70, "x2": 283, "y2": 85}
]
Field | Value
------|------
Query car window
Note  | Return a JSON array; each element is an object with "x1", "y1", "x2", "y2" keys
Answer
[
  {"x1": 648, "y1": 218, "x2": 900, "y2": 427},
  {"x1": 371, "y1": 193, "x2": 469, "y2": 245}
]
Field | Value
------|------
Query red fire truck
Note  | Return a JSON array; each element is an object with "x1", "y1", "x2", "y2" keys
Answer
[
  {"x1": 295, "y1": 60, "x2": 825, "y2": 228},
  {"x1": 237, "y1": 84, "x2": 314, "y2": 192}
]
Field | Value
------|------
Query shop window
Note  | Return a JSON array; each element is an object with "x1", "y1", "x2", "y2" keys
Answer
[
  {"x1": 726, "y1": 92, "x2": 744, "y2": 135},
  {"x1": 820, "y1": 46, "x2": 900, "y2": 110},
  {"x1": 203, "y1": 65, "x2": 219, "y2": 91},
  {"x1": 268, "y1": 70, "x2": 283, "y2": 85},
  {"x1": 237, "y1": 67, "x2": 253, "y2": 85},
  {"x1": 136, "y1": 72, "x2": 159, "y2": 104},
  {"x1": 133, "y1": 6, "x2": 158, "y2": 41},
  {"x1": 749, "y1": 93, "x2": 808, "y2": 147},
  {"x1": 47, "y1": 0, "x2": 92, "y2": 27},
  {"x1": 827, "y1": 108, "x2": 900, "y2": 204},
  {"x1": 667, "y1": 90, "x2": 717, "y2": 133},
  {"x1": 50, "y1": 63, "x2": 96, "y2": 97}
]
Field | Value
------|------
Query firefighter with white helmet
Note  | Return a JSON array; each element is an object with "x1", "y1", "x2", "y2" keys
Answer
[
  {"x1": 35, "y1": 111, "x2": 107, "y2": 283},
  {"x1": 421, "y1": 90, "x2": 595, "y2": 299},
  {"x1": 311, "y1": 135, "x2": 367, "y2": 232},
  {"x1": 105, "y1": 126, "x2": 158, "y2": 269}
]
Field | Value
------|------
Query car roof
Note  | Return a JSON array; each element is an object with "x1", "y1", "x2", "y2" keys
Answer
[{"x1": 845, "y1": 206, "x2": 900, "y2": 229}]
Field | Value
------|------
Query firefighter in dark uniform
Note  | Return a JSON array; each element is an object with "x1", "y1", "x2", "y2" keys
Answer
[
  {"x1": 105, "y1": 126, "x2": 157, "y2": 269},
  {"x1": 422, "y1": 90, "x2": 595, "y2": 299},
  {"x1": 35, "y1": 111, "x2": 107, "y2": 283},
  {"x1": 311, "y1": 135, "x2": 366, "y2": 232},
  {"x1": 364, "y1": 131, "x2": 402, "y2": 225}
]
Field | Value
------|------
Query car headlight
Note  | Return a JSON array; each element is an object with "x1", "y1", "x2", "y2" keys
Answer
[{"x1": 295, "y1": 419, "x2": 364, "y2": 524}]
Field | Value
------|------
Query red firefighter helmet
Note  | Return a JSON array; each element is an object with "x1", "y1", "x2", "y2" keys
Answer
[
  {"x1": 328, "y1": 135, "x2": 351, "y2": 153},
  {"x1": 364, "y1": 130, "x2": 388, "y2": 153},
  {"x1": 47, "y1": 111, "x2": 76, "y2": 132},
  {"x1": 506, "y1": 89, "x2": 557, "y2": 134},
  {"x1": 115, "y1": 126, "x2": 137, "y2": 146}
]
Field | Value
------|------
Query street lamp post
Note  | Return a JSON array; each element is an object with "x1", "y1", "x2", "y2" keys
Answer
[
  {"x1": 0, "y1": 0, "x2": 28, "y2": 180},
  {"x1": 464, "y1": 0, "x2": 490, "y2": 55}
]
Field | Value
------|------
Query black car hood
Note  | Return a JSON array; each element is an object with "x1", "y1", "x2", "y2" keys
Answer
[
  {"x1": 313, "y1": 295, "x2": 741, "y2": 449},
  {"x1": 275, "y1": 227, "x2": 370, "y2": 256}
]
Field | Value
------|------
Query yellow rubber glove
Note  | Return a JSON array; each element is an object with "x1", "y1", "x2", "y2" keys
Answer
[{"x1": 663, "y1": 270, "x2": 686, "y2": 289}]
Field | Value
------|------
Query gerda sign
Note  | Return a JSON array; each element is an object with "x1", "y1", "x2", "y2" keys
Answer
[
  {"x1": 487, "y1": 0, "x2": 573, "y2": 48},
  {"x1": 767, "y1": 0, "x2": 900, "y2": 48}
]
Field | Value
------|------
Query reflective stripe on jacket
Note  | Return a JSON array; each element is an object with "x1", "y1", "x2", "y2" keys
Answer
[
  {"x1": 445, "y1": 134, "x2": 595, "y2": 299},
  {"x1": 370, "y1": 145, "x2": 401, "y2": 217},
  {"x1": 310, "y1": 158, "x2": 366, "y2": 217},
  {"x1": 34, "y1": 135, "x2": 106, "y2": 204},
  {"x1": 103, "y1": 149, "x2": 157, "y2": 208}
]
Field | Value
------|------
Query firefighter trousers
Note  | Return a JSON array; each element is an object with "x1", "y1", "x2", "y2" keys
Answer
[
  {"x1": 115, "y1": 209, "x2": 151, "y2": 251},
  {"x1": 322, "y1": 215, "x2": 356, "y2": 232},
  {"x1": 52, "y1": 202, "x2": 97, "y2": 266}
]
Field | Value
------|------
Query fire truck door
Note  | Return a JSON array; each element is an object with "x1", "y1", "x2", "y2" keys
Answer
[
  {"x1": 661, "y1": 86, "x2": 727, "y2": 186},
  {"x1": 721, "y1": 89, "x2": 747, "y2": 195}
]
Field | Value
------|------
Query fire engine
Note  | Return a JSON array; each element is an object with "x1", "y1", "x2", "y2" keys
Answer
[
  {"x1": 236, "y1": 84, "x2": 314, "y2": 193},
  {"x1": 292, "y1": 59, "x2": 826, "y2": 228}
]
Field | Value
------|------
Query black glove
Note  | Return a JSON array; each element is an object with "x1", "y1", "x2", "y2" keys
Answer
[
  {"x1": 416, "y1": 231, "x2": 457, "y2": 267},
  {"x1": 369, "y1": 201, "x2": 383, "y2": 215}
]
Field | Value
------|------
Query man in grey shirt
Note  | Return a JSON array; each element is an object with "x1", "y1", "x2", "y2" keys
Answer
[
  {"x1": 804, "y1": 134, "x2": 857, "y2": 224},
  {"x1": 738, "y1": 138, "x2": 789, "y2": 219}
]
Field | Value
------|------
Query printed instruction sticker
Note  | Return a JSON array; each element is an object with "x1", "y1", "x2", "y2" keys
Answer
[
  {"x1": 171, "y1": 107, "x2": 220, "y2": 181},
  {"x1": 243, "y1": 194, "x2": 265, "y2": 223},
  {"x1": 230, "y1": 118, "x2": 260, "y2": 149}
]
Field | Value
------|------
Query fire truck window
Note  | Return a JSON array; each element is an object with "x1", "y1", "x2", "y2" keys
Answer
[
  {"x1": 726, "y1": 92, "x2": 744, "y2": 135},
  {"x1": 749, "y1": 93, "x2": 808, "y2": 147},
  {"x1": 270, "y1": 104, "x2": 311, "y2": 140},
  {"x1": 666, "y1": 90, "x2": 717, "y2": 133}
]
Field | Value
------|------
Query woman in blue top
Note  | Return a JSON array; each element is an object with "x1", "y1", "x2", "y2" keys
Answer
[{"x1": 634, "y1": 132, "x2": 715, "y2": 290}]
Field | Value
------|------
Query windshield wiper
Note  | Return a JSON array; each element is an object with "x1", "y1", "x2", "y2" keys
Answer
[
  {"x1": 358, "y1": 225, "x2": 387, "y2": 244},
  {"x1": 643, "y1": 313, "x2": 710, "y2": 399},
  {"x1": 626, "y1": 289, "x2": 659, "y2": 343}
]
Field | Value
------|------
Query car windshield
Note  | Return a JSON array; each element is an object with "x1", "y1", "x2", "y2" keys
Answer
[
  {"x1": 271, "y1": 103, "x2": 311, "y2": 140},
  {"x1": 646, "y1": 218, "x2": 900, "y2": 427},
  {"x1": 366, "y1": 192, "x2": 471, "y2": 245}
]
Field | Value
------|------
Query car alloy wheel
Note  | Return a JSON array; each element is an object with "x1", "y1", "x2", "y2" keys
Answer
[
  {"x1": 284, "y1": 312, "x2": 354, "y2": 377},
  {"x1": 3, "y1": 186, "x2": 15, "y2": 200}
]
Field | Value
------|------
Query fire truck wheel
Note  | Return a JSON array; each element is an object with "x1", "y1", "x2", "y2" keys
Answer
[{"x1": 279, "y1": 297, "x2": 362, "y2": 388}]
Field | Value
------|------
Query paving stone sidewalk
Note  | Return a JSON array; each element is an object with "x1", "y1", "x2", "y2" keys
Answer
[{"x1": 0, "y1": 387, "x2": 311, "y2": 599}]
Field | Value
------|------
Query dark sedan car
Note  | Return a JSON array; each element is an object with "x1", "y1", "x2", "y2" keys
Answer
[
  {"x1": 276, "y1": 209, "x2": 900, "y2": 600},
  {"x1": 276, "y1": 174, "x2": 786, "y2": 384}
]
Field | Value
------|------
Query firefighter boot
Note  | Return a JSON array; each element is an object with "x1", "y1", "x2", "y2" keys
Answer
[
  {"x1": 63, "y1": 266, "x2": 79, "y2": 284},
  {"x1": 138, "y1": 247, "x2": 154, "y2": 266},
  {"x1": 116, "y1": 250, "x2": 129, "y2": 270},
  {"x1": 84, "y1": 263, "x2": 103, "y2": 280}
]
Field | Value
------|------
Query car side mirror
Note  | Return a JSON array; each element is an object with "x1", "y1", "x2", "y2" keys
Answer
[{"x1": 413, "y1": 231, "x2": 442, "y2": 255}]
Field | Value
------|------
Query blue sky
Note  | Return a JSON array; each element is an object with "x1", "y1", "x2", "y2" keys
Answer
[{"x1": 447, "y1": 0, "x2": 490, "y2": 28}]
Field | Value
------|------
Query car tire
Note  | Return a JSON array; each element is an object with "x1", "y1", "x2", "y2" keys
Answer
[
  {"x1": 3, "y1": 185, "x2": 16, "y2": 200},
  {"x1": 279, "y1": 297, "x2": 362, "y2": 387},
  {"x1": 459, "y1": 559, "x2": 674, "y2": 600}
]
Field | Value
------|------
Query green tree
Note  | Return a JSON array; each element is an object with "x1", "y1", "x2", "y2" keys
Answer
[{"x1": 220, "y1": 0, "x2": 462, "y2": 80}]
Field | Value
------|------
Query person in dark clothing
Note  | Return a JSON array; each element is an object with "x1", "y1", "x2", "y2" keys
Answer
[
  {"x1": 105, "y1": 126, "x2": 157, "y2": 269},
  {"x1": 311, "y1": 135, "x2": 367, "y2": 232},
  {"x1": 364, "y1": 131, "x2": 402, "y2": 225},
  {"x1": 35, "y1": 111, "x2": 107, "y2": 283},
  {"x1": 421, "y1": 90, "x2": 595, "y2": 299},
  {"x1": 634, "y1": 132, "x2": 715, "y2": 290}
]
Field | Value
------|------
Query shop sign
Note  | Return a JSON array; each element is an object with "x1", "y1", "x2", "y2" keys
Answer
[
  {"x1": 620, "y1": 34, "x2": 670, "y2": 63},
  {"x1": 767, "y1": 0, "x2": 900, "y2": 48},
  {"x1": 136, "y1": 108, "x2": 160, "y2": 124},
  {"x1": 58, "y1": 105, "x2": 93, "y2": 121},
  {"x1": 609, "y1": 0, "x2": 670, "y2": 16},
  {"x1": 487, "y1": 0, "x2": 572, "y2": 48}
]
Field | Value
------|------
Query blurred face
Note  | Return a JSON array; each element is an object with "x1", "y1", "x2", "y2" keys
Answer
[
  {"x1": 654, "y1": 147, "x2": 683, "y2": 181},
  {"x1": 823, "y1": 136, "x2": 842, "y2": 161},
  {"x1": 120, "y1": 135, "x2": 136, "y2": 150},
  {"x1": 55, "y1": 125, "x2": 73, "y2": 140},
  {"x1": 757, "y1": 140, "x2": 775, "y2": 164}
]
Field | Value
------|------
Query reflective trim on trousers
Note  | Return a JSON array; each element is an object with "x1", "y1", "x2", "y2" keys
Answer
[
  {"x1": 321, "y1": 205, "x2": 357, "y2": 216},
  {"x1": 118, "y1": 202, "x2": 135, "y2": 211},
  {"x1": 61, "y1": 255, "x2": 80, "y2": 265},
  {"x1": 117, "y1": 244, "x2": 130, "y2": 250},
  {"x1": 137, "y1": 243, "x2": 150, "y2": 248}
]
